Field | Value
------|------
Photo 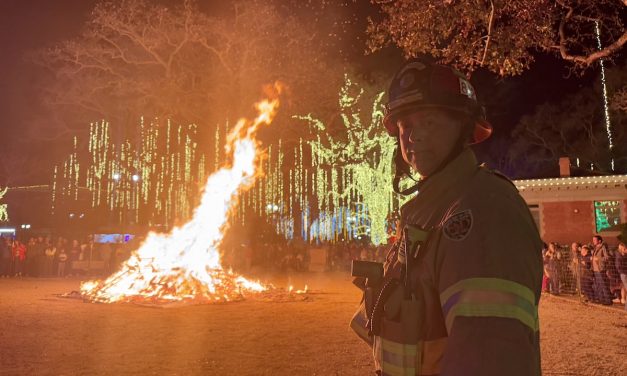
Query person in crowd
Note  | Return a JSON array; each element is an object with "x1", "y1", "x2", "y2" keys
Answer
[
  {"x1": 616, "y1": 242, "x2": 627, "y2": 310},
  {"x1": 57, "y1": 247, "x2": 68, "y2": 277},
  {"x1": 569, "y1": 242, "x2": 581, "y2": 294},
  {"x1": 544, "y1": 242, "x2": 561, "y2": 295},
  {"x1": 6, "y1": 238, "x2": 14, "y2": 276},
  {"x1": 606, "y1": 244, "x2": 622, "y2": 303},
  {"x1": 24, "y1": 237, "x2": 35, "y2": 276},
  {"x1": 541, "y1": 242, "x2": 549, "y2": 292},
  {"x1": 113, "y1": 245, "x2": 125, "y2": 270},
  {"x1": 54, "y1": 237, "x2": 66, "y2": 277},
  {"x1": 359, "y1": 245, "x2": 369, "y2": 261},
  {"x1": 44, "y1": 242, "x2": 56, "y2": 277},
  {"x1": 68, "y1": 239, "x2": 81, "y2": 276},
  {"x1": 100, "y1": 242, "x2": 113, "y2": 275},
  {"x1": 556, "y1": 243, "x2": 573, "y2": 294},
  {"x1": 32, "y1": 236, "x2": 46, "y2": 277},
  {"x1": 12, "y1": 239, "x2": 26, "y2": 277},
  {"x1": 579, "y1": 245, "x2": 595, "y2": 302},
  {"x1": 0, "y1": 237, "x2": 10, "y2": 277},
  {"x1": 591, "y1": 235, "x2": 612, "y2": 305}
]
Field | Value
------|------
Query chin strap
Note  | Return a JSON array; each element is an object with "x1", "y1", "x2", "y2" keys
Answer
[
  {"x1": 393, "y1": 174, "x2": 422, "y2": 196},
  {"x1": 392, "y1": 145, "x2": 421, "y2": 196}
]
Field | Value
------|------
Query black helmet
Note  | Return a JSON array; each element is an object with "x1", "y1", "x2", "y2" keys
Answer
[{"x1": 383, "y1": 59, "x2": 492, "y2": 144}]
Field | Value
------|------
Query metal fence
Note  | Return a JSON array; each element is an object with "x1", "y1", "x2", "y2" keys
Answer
[{"x1": 543, "y1": 243, "x2": 625, "y2": 307}]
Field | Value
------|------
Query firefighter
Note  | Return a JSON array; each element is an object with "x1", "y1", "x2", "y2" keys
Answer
[{"x1": 350, "y1": 59, "x2": 543, "y2": 375}]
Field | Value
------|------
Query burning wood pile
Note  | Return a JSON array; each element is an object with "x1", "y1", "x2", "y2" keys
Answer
[{"x1": 79, "y1": 84, "x2": 306, "y2": 305}]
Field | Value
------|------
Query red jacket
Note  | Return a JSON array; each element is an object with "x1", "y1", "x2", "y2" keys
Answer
[{"x1": 13, "y1": 243, "x2": 26, "y2": 261}]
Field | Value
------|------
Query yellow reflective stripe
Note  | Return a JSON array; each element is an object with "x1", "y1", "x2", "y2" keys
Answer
[
  {"x1": 440, "y1": 278, "x2": 539, "y2": 333},
  {"x1": 381, "y1": 337, "x2": 417, "y2": 355},
  {"x1": 381, "y1": 360, "x2": 416, "y2": 376},
  {"x1": 381, "y1": 337, "x2": 418, "y2": 376},
  {"x1": 378, "y1": 337, "x2": 446, "y2": 376},
  {"x1": 440, "y1": 277, "x2": 536, "y2": 306},
  {"x1": 446, "y1": 289, "x2": 536, "y2": 317},
  {"x1": 445, "y1": 302, "x2": 539, "y2": 333}
]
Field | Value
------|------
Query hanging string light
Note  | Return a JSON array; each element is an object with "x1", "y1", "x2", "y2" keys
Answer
[
  {"x1": 52, "y1": 77, "x2": 407, "y2": 245},
  {"x1": 52, "y1": 118, "x2": 205, "y2": 227},
  {"x1": 594, "y1": 20, "x2": 615, "y2": 171}
]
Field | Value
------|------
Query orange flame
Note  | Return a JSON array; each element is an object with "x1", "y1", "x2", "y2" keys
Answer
[{"x1": 81, "y1": 84, "x2": 282, "y2": 303}]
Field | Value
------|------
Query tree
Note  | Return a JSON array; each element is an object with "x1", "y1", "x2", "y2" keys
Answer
[
  {"x1": 367, "y1": 0, "x2": 626, "y2": 77},
  {"x1": 296, "y1": 75, "x2": 408, "y2": 244},
  {"x1": 612, "y1": 85, "x2": 627, "y2": 112},
  {"x1": 508, "y1": 84, "x2": 627, "y2": 177},
  {"x1": 0, "y1": 187, "x2": 8, "y2": 223},
  {"x1": 30, "y1": 0, "x2": 340, "y2": 142}
]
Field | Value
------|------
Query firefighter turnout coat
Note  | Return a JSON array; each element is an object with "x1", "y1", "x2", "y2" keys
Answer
[{"x1": 351, "y1": 148, "x2": 543, "y2": 376}]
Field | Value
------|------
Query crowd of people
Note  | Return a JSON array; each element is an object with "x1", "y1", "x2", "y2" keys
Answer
[
  {"x1": 0, "y1": 235, "x2": 129, "y2": 278},
  {"x1": 325, "y1": 242, "x2": 387, "y2": 271},
  {"x1": 543, "y1": 235, "x2": 627, "y2": 310},
  {"x1": 0, "y1": 232, "x2": 390, "y2": 278},
  {"x1": 3, "y1": 232, "x2": 626, "y2": 311},
  {"x1": 220, "y1": 241, "x2": 312, "y2": 273}
]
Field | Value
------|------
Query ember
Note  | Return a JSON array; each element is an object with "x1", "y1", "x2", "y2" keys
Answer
[{"x1": 80, "y1": 84, "x2": 285, "y2": 304}]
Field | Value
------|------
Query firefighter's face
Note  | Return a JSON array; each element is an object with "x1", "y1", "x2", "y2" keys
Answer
[{"x1": 397, "y1": 108, "x2": 463, "y2": 177}]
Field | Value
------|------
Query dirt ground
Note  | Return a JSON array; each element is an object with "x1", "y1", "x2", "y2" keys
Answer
[{"x1": 0, "y1": 273, "x2": 625, "y2": 376}]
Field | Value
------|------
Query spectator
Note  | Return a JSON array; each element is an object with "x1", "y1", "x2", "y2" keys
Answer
[
  {"x1": 31, "y1": 236, "x2": 46, "y2": 277},
  {"x1": 569, "y1": 242, "x2": 581, "y2": 294},
  {"x1": 606, "y1": 245, "x2": 622, "y2": 303},
  {"x1": 591, "y1": 235, "x2": 612, "y2": 305},
  {"x1": 54, "y1": 238, "x2": 66, "y2": 276},
  {"x1": 0, "y1": 237, "x2": 11, "y2": 277},
  {"x1": 544, "y1": 243, "x2": 561, "y2": 295},
  {"x1": 100, "y1": 243, "x2": 113, "y2": 275},
  {"x1": 12, "y1": 239, "x2": 26, "y2": 277},
  {"x1": 359, "y1": 246, "x2": 368, "y2": 261},
  {"x1": 616, "y1": 242, "x2": 627, "y2": 310},
  {"x1": 541, "y1": 242, "x2": 549, "y2": 293},
  {"x1": 57, "y1": 248, "x2": 68, "y2": 277},
  {"x1": 68, "y1": 239, "x2": 80, "y2": 276},
  {"x1": 579, "y1": 245, "x2": 595, "y2": 302},
  {"x1": 44, "y1": 243, "x2": 56, "y2": 277},
  {"x1": 25, "y1": 237, "x2": 35, "y2": 276}
]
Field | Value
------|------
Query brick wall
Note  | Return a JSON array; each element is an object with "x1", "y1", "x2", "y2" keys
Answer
[{"x1": 541, "y1": 201, "x2": 594, "y2": 245}]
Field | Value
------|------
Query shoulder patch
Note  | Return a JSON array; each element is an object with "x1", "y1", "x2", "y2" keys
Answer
[{"x1": 443, "y1": 210, "x2": 473, "y2": 241}]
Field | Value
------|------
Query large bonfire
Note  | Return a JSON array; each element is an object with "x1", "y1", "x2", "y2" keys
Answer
[{"x1": 81, "y1": 85, "x2": 283, "y2": 304}]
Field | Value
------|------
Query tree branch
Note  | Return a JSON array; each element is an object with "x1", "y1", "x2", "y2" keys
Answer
[
  {"x1": 480, "y1": 0, "x2": 495, "y2": 66},
  {"x1": 557, "y1": 1, "x2": 627, "y2": 66}
]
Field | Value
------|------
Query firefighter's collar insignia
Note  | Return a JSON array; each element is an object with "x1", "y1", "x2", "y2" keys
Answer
[{"x1": 443, "y1": 210, "x2": 473, "y2": 241}]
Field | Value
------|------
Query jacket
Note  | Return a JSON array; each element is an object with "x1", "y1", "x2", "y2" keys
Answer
[{"x1": 352, "y1": 148, "x2": 543, "y2": 376}]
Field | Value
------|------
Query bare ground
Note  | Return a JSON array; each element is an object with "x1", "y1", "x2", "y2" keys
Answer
[{"x1": 0, "y1": 273, "x2": 625, "y2": 376}]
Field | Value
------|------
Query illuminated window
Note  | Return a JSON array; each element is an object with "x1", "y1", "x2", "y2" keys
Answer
[{"x1": 594, "y1": 201, "x2": 621, "y2": 232}]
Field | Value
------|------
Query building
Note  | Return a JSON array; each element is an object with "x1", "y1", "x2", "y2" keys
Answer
[{"x1": 515, "y1": 174, "x2": 627, "y2": 246}]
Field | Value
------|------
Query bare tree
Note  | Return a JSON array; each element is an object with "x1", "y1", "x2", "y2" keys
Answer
[
  {"x1": 368, "y1": 0, "x2": 625, "y2": 77},
  {"x1": 30, "y1": 0, "x2": 340, "y2": 141},
  {"x1": 508, "y1": 86, "x2": 627, "y2": 176},
  {"x1": 612, "y1": 85, "x2": 627, "y2": 112}
]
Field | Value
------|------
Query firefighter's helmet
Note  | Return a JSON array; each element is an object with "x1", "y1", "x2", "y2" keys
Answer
[{"x1": 383, "y1": 59, "x2": 492, "y2": 144}]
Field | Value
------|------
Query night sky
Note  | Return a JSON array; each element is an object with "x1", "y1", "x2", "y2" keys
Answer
[{"x1": 0, "y1": 0, "x2": 606, "y2": 185}]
